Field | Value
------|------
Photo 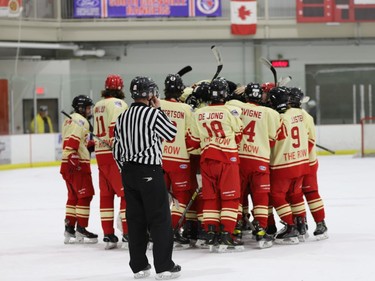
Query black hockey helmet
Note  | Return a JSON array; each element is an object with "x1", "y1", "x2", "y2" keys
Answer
[
  {"x1": 269, "y1": 87, "x2": 290, "y2": 113},
  {"x1": 164, "y1": 74, "x2": 185, "y2": 93},
  {"x1": 244, "y1": 83, "x2": 263, "y2": 103},
  {"x1": 72, "y1": 95, "x2": 94, "y2": 117},
  {"x1": 209, "y1": 78, "x2": 229, "y2": 103},
  {"x1": 130, "y1": 76, "x2": 159, "y2": 100},
  {"x1": 288, "y1": 87, "x2": 310, "y2": 108},
  {"x1": 193, "y1": 81, "x2": 211, "y2": 102}
]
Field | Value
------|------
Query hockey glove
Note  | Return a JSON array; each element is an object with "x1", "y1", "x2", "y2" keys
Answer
[
  {"x1": 87, "y1": 139, "x2": 95, "y2": 153},
  {"x1": 68, "y1": 152, "x2": 81, "y2": 171},
  {"x1": 185, "y1": 94, "x2": 199, "y2": 109}
]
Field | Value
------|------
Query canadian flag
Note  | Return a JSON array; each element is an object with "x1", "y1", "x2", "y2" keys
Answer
[{"x1": 230, "y1": 0, "x2": 257, "y2": 35}]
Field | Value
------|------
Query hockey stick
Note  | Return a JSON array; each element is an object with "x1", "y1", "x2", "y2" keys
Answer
[
  {"x1": 316, "y1": 144, "x2": 335, "y2": 154},
  {"x1": 173, "y1": 186, "x2": 201, "y2": 234},
  {"x1": 259, "y1": 57, "x2": 277, "y2": 86},
  {"x1": 278, "y1": 75, "x2": 292, "y2": 87},
  {"x1": 177, "y1": 65, "x2": 193, "y2": 77},
  {"x1": 61, "y1": 110, "x2": 112, "y2": 149},
  {"x1": 211, "y1": 45, "x2": 223, "y2": 81}
]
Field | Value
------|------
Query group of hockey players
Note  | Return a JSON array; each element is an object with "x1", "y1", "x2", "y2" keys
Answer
[{"x1": 59, "y1": 67, "x2": 329, "y2": 255}]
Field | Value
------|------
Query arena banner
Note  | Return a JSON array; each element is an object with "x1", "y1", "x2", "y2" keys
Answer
[
  {"x1": 73, "y1": 0, "x2": 222, "y2": 18},
  {"x1": 230, "y1": 0, "x2": 257, "y2": 35},
  {"x1": 0, "y1": 0, "x2": 22, "y2": 17}
]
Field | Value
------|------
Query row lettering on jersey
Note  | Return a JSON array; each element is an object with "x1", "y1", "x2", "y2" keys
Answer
[
  {"x1": 242, "y1": 143, "x2": 259, "y2": 154},
  {"x1": 162, "y1": 109, "x2": 185, "y2": 119},
  {"x1": 291, "y1": 114, "x2": 303, "y2": 124},
  {"x1": 204, "y1": 136, "x2": 231, "y2": 146},
  {"x1": 242, "y1": 108, "x2": 262, "y2": 119},
  {"x1": 283, "y1": 148, "x2": 308, "y2": 161},
  {"x1": 163, "y1": 145, "x2": 180, "y2": 155},
  {"x1": 198, "y1": 112, "x2": 224, "y2": 121}
]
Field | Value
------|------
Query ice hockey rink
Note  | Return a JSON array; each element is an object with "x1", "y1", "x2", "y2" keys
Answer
[{"x1": 1, "y1": 154, "x2": 374, "y2": 281}]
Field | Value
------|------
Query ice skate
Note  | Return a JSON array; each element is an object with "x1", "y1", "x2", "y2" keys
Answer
[
  {"x1": 252, "y1": 221, "x2": 274, "y2": 249},
  {"x1": 64, "y1": 222, "x2": 76, "y2": 244},
  {"x1": 182, "y1": 221, "x2": 198, "y2": 247},
  {"x1": 134, "y1": 264, "x2": 151, "y2": 279},
  {"x1": 232, "y1": 221, "x2": 243, "y2": 243},
  {"x1": 103, "y1": 233, "x2": 118, "y2": 250},
  {"x1": 155, "y1": 264, "x2": 181, "y2": 280},
  {"x1": 173, "y1": 231, "x2": 191, "y2": 249},
  {"x1": 206, "y1": 225, "x2": 219, "y2": 252},
  {"x1": 274, "y1": 223, "x2": 299, "y2": 245},
  {"x1": 265, "y1": 224, "x2": 277, "y2": 237},
  {"x1": 295, "y1": 217, "x2": 309, "y2": 242},
  {"x1": 121, "y1": 233, "x2": 129, "y2": 249},
  {"x1": 195, "y1": 224, "x2": 209, "y2": 249},
  {"x1": 313, "y1": 220, "x2": 328, "y2": 240},
  {"x1": 214, "y1": 231, "x2": 244, "y2": 253},
  {"x1": 76, "y1": 225, "x2": 98, "y2": 244}
]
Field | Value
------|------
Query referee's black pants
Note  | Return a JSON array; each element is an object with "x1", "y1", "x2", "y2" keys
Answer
[{"x1": 122, "y1": 162, "x2": 175, "y2": 274}]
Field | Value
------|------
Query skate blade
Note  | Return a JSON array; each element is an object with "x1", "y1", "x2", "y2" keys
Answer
[
  {"x1": 314, "y1": 232, "x2": 329, "y2": 241},
  {"x1": 105, "y1": 242, "x2": 118, "y2": 250},
  {"x1": 64, "y1": 237, "x2": 76, "y2": 244},
  {"x1": 195, "y1": 239, "x2": 209, "y2": 249},
  {"x1": 275, "y1": 237, "x2": 299, "y2": 245},
  {"x1": 173, "y1": 242, "x2": 191, "y2": 250},
  {"x1": 121, "y1": 242, "x2": 129, "y2": 250},
  {"x1": 258, "y1": 240, "x2": 273, "y2": 249},
  {"x1": 76, "y1": 237, "x2": 98, "y2": 244},
  {"x1": 298, "y1": 234, "x2": 308, "y2": 242},
  {"x1": 211, "y1": 244, "x2": 245, "y2": 253}
]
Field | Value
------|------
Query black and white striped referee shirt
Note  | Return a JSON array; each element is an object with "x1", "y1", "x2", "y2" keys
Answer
[{"x1": 113, "y1": 102, "x2": 177, "y2": 166}]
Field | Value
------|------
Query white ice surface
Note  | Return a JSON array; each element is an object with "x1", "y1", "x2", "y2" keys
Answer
[{"x1": 1, "y1": 155, "x2": 375, "y2": 281}]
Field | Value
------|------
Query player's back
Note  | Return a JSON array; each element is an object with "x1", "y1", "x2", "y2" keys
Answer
[
  {"x1": 191, "y1": 104, "x2": 242, "y2": 163},
  {"x1": 270, "y1": 107, "x2": 310, "y2": 178},
  {"x1": 160, "y1": 99, "x2": 192, "y2": 162},
  {"x1": 93, "y1": 97, "x2": 128, "y2": 164}
]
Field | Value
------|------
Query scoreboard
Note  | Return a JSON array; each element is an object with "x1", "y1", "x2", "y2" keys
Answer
[{"x1": 297, "y1": 0, "x2": 375, "y2": 22}]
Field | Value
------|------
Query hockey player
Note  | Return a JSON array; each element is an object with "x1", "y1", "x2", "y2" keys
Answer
[
  {"x1": 186, "y1": 78, "x2": 244, "y2": 252},
  {"x1": 227, "y1": 83, "x2": 281, "y2": 248},
  {"x1": 160, "y1": 73, "x2": 194, "y2": 247},
  {"x1": 288, "y1": 87, "x2": 328, "y2": 240},
  {"x1": 93, "y1": 74, "x2": 129, "y2": 250},
  {"x1": 268, "y1": 87, "x2": 310, "y2": 245},
  {"x1": 60, "y1": 95, "x2": 98, "y2": 244}
]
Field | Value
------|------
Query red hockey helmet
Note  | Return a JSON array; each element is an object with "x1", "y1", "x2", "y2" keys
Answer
[
  {"x1": 261, "y1": 82, "x2": 275, "y2": 93},
  {"x1": 105, "y1": 74, "x2": 124, "y2": 90}
]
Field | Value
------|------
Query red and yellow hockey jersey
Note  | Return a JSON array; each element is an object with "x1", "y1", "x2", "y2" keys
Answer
[
  {"x1": 60, "y1": 113, "x2": 91, "y2": 173},
  {"x1": 270, "y1": 108, "x2": 310, "y2": 178},
  {"x1": 93, "y1": 97, "x2": 128, "y2": 165},
  {"x1": 160, "y1": 99, "x2": 192, "y2": 168},
  {"x1": 227, "y1": 99, "x2": 281, "y2": 173},
  {"x1": 186, "y1": 104, "x2": 243, "y2": 163}
]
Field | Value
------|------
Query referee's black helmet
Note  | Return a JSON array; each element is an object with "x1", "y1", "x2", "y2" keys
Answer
[{"x1": 130, "y1": 76, "x2": 159, "y2": 99}]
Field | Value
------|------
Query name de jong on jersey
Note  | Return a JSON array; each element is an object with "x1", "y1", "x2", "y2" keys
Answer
[{"x1": 186, "y1": 104, "x2": 243, "y2": 163}]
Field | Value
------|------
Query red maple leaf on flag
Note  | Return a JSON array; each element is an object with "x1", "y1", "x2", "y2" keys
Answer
[{"x1": 238, "y1": 5, "x2": 251, "y2": 20}]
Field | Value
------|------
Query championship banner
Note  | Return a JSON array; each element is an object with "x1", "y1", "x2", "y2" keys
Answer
[
  {"x1": 230, "y1": 0, "x2": 257, "y2": 35},
  {"x1": 73, "y1": 0, "x2": 221, "y2": 18},
  {"x1": 0, "y1": 0, "x2": 22, "y2": 17}
]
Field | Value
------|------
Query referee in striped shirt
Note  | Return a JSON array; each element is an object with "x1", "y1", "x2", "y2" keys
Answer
[{"x1": 113, "y1": 76, "x2": 181, "y2": 279}]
